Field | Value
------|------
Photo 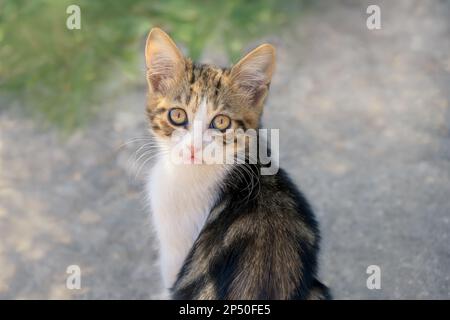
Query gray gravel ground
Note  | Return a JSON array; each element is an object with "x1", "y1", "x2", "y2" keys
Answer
[{"x1": 0, "y1": 0, "x2": 449, "y2": 299}]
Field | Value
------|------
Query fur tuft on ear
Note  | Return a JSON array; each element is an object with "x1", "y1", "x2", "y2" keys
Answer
[
  {"x1": 230, "y1": 44, "x2": 275, "y2": 106},
  {"x1": 145, "y1": 28, "x2": 185, "y2": 94}
]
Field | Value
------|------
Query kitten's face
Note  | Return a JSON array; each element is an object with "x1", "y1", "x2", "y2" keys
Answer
[{"x1": 145, "y1": 28, "x2": 275, "y2": 164}]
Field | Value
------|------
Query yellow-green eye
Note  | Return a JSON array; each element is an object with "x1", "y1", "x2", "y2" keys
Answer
[
  {"x1": 168, "y1": 108, "x2": 187, "y2": 126},
  {"x1": 210, "y1": 114, "x2": 231, "y2": 131}
]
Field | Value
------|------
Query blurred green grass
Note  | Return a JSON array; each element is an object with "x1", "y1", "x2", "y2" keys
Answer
[{"x1": 0, "y1": 0, "x2": 306, "y2": 131}]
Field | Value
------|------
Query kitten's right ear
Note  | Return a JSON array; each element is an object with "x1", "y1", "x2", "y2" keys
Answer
[
  {"x1": 145, "y1": 28, "x2": 185, "y2": 94},
  {"x1": 230, "y1": 44, "x2": 275, "y2": 106}
]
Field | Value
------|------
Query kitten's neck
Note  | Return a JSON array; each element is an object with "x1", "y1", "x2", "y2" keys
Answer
[{"x1": 147, "y1": 156, "x2": 228, "y2": 288}]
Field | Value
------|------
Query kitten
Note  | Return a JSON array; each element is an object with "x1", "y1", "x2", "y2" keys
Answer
[{"x1": 144, "y1": 28, "x2": 330, "y2": 299}]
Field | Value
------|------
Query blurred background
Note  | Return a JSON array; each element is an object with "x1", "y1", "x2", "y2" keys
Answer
[{"x1": 0, "y1": 0, "x2": 449, "y2": 299}]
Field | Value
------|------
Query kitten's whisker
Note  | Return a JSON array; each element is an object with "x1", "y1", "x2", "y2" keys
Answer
[
  {"x1": 233, "y1": 153, "x2": 261, "y2": 203},
  {"x1": 133, "y1": 145, "x2": 164, "y2": 169},
  {"x1": 239, "y1": 164, "x2": 256, "y2": 203},
  {"x1": 134, "y1": 144, "x2": 161, "y2": 160},
  {"x1": 116, "y1": 137, "x2": 156, "y2": 152},
  {"x1": 134, "y1": 150, "x2": 168, "y2": 180},
  {"x1": 229, "y1": 162, "x2": 254, "y2": 203},
  {"x1": 118, "y1": 136, "x2": 154, "y2": 147},
  {"x1": 135, "y1": 142, "x2": 158, "y2": 157},
  {"x1": 122, "y1": 137, "x2": 161, "y2": 170},
  {"x1": 134, "y1": 150, "x2": 154, "y2": 166},
  {"x1": 126, "y1": 147, "x2": 152, "y2": 171},
  {"x1": 244, "y1": 163, "x2": 261, "y2": 202}
]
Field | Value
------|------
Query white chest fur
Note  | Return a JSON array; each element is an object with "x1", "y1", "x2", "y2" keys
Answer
[{"x1": 147, "y1": 158, "x2": 226, "y2": 289}]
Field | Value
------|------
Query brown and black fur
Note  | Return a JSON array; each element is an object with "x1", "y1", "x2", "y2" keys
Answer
[
  {"x1": 145, "y1": 28, "x2": 330, "y2": 300},
  {"x1": 146, "y1": 60, "x2": 261, "y2": 139},
  {"x1": 171, "y1": 162, "x2": 331, "y2": 300}
]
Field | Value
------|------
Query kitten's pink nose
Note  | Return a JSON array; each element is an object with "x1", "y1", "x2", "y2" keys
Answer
[{"x1": 189, "y1": 145, "x2": 201, "y2": 159}]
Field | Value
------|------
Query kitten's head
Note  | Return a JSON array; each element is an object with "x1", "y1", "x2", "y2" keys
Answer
[{"x1": 145, "y1": 28, "x2": 275, "y2": 164}]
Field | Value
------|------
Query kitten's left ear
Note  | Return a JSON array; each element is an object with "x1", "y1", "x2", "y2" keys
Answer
[
  {"x1": 230, "y1": 44, "x2": 275, "y2": 106},
  {"x1": 145, "y1": 28, "x2": 185, "y2": 94}
]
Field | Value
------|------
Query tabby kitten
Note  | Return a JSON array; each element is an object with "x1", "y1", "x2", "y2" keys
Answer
[{"x1": 145, "y1": 28, "x2": 330, "y2": 300}]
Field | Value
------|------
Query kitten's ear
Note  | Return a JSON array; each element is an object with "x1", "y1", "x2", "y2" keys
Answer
[
  {"x1": 230, "y1": 44, "x2": 275, "y2": 105},
  {"x1": 145, "y1": 28, "x2": 185, "y2": 94}
]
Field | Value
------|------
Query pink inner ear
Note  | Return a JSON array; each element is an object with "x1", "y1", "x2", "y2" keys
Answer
[
  {"x1": 239, "y1": 74, "x2": 265, "y2": 91},
  {"x1": 147, "y1": 53, "x2": 179, "y2": 93},
  {"x1": 233, "y1": 70, "x2": 268, "y2": 105},
  {"x1": 252, "y1": 85, "x2": 268, "y2": 105},
  {"x1": 231, "y1": 45, "x2": 275, "y2": 102},
  {"x1": 148, "y1": 72, "x2": 162, "y2": 92}
]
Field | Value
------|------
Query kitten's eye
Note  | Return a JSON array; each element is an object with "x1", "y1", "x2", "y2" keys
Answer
[
  {"x1": 210, "y1": 115, "x2": 231, "y2": 132},
  {"x1": 168, "y1": 108, "x2": 187, "y2": 126}
]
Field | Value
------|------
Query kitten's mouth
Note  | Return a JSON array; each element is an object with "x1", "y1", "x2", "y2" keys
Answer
[
  {"x1": 181, "y1": 151, "x2": 200, "y2": 164},
  {"x1": 189, "y1": 155, "x2": 196, "y2": 164},
  {"x1": 190, "y1": 153, "x2": 204, "y2": 164},
  {"x1": 187, "y1": 145, "x2": 202, "y2": 164}
]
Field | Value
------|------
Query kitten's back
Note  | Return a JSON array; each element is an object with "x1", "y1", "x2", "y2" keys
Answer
[{"x1": 172, "y1": 166, "x2": 330, "y2": 300}]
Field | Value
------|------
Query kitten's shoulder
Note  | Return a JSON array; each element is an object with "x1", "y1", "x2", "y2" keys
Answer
[{"x1": 258, "y1": 167, "x2": 318, "y2": 226}]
